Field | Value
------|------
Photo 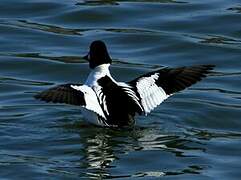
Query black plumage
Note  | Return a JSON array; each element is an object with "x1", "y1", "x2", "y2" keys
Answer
[
  {"x1": 34, "y1": 84, "x2": 86, "y2": 106},
  {"x1": 97, "y1": 76, "x2": 142, "y2": 127}
]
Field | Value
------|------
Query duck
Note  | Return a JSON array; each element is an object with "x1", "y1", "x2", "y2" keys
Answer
[{"x1": 35, "y1": 40, "x2": 215, "y2": 128}]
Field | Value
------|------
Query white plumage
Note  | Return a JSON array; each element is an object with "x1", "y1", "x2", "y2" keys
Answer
[
  {"x1": 70, "y1": 84, "x2": 106, "y2": 120},
  {"x1": 136, "y1": 73, "x2": 169, "y2": 114},
  {"x1": 35, "y1": 40, "x2": 214, "y2": 127},
  {"x1": 71, "y1": 64, "x2": 112, "y2": 126}
]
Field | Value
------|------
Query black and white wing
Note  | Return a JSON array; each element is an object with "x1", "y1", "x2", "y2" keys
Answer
[
  {"x1": 129, "y1": 65, "x2": 215, "y2": 114},
  {"x1": 34, "y1": 84, "x2": 106, "y2": 119}
]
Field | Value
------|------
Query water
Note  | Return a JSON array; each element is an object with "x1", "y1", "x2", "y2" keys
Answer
[{"x1": 0, "y1": 0, "x2": 241, "y2": 179}]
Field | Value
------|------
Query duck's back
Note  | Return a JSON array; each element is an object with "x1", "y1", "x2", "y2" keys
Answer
[{"x1": 91, "y1": 75, "x2": 142, "y2": 127}]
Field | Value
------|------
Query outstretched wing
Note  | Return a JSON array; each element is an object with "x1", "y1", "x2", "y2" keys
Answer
[
  {"x1": 34, "y1": 84, "x2": 106, "y2": 119},
  {"x1": 129, "y1": 65, "x2": 215, "y2": 114}
]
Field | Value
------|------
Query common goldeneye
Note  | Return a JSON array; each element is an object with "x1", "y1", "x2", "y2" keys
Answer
[{"x1": 35, "y1": 40, "x2": 215, "y2": 127}]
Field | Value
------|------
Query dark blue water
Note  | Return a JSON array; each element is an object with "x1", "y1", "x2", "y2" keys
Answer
[{"x1": 0, "y1": 0, "x2": 241, "y2": 179}]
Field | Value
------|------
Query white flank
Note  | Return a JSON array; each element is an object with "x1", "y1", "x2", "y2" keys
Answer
[{"x1": 136, "y1": 73, "x2": 169, "y2": 114}]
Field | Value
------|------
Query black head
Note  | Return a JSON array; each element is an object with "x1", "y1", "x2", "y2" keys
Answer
[{"x1": 83, "y1": 40, "x2": 112, "y2": 69}]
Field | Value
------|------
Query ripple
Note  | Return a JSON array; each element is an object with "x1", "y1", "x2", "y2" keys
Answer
[
  {"x1": 0, "y1": 2, "x2": 65, "y2": 18},
  {"x1": 190, "y1": 87, "x2": 241, "y2": 96},
  {"x1": 227, "y1": 6, "x2": 241, "y2": 13},
  {"x1": 113, "y1": 59, "x2": 163, "y2": 68},
  {"x1": 0, "y1": 76, "x2": 52, "y2": 86},
  {"x1": 188, "y1": 98, "x2": 241, "y2": 109},
  {"x1": 7, "y1": 52, "x2": 162, "y2": 69},
  {"x1": 60, "y1": 126, "x2": 209, "y2": 179},
  {"x1": 133, "y1": 165, "x2": 203, "y2": 177},
  {"x1": 200, "y1": 36, "x2": 241, "y2": 45},
  {"x1": 0, "y1": 20, "x2": 82, "y2": 36},
  {"x1": 76, "y1": 0, "x2": 187, "y2": 6},
  {"x1": 212, "y1": 71, "x2": 241, "y2": 77},
  {"x1": 104, "y1": 27, "x2": 159, "y2": 34},
  {"x1": 184, "y1": 128, "x2": 241, "y2": 141},
  {"x1": 13, "y1": 53, "x2": 85, "y2": 64},
  {"x1": 0, "y1": 19, "x2": 164, "y2": 36},
  {"x1": 164, "y1": 165, "x2": 203, "y2": 176},
  {"x1": 186, "y1": 34, "x2": 241, "y2": 48}
]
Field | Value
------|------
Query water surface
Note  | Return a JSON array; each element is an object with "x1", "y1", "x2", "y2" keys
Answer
[{"x1": 0, "y1": 0, "x2": 241, "y2": 179}]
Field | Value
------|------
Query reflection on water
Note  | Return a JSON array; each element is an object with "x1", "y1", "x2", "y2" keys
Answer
[
  {"x1": 67, "y1": 125, "x2": 207, "y2": 178},
  {"x1": 53, "y1": 115, "x2": 241, "y2": 179}
]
